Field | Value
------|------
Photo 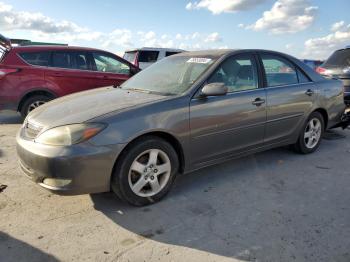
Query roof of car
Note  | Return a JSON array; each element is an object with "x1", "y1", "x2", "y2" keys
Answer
[
  {"x1": 172, "y1": 48, "x2": 311, "y2": 59},
  {"x1": 12, "y1": 45, "x2": 110, "y2": 53},
  {"x1": 125, "y1": 47, "x2": 185, "y2": 52}
]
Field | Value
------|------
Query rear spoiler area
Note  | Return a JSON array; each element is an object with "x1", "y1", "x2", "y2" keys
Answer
[{"x1": 0, "y1": 34, "x2": 11, "y2": 51}]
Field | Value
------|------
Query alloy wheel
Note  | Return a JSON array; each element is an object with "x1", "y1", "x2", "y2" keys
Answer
[
  {"x1": 304, "y1": 118, "x2": 322, "y2": 149},
  {"x1": 128, "y1": 149, "x2": 171, "y2": 197},
  {"x1": 27, "y1": 101, "x2": 46, "y2": 114}
]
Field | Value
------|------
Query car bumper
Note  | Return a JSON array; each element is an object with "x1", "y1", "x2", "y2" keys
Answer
[{"x1": 16, "y1": 132, "x2": 125, "y2": 195}]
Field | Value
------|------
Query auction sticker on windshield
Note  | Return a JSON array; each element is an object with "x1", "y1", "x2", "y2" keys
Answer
[{"x1": 187, "y1": 58, "x2": 212, "y2": 64}]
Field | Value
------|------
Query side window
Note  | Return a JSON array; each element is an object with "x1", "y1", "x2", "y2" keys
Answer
[
  {"x1": 138, "y1": 51, "x2": 159, "y2": 63},
  {"x1": 19, "y1": 52, "x2": 50, "y2": 66},
  {"x1": 297, "y1": 69, "x2": 311, "y2": 83},
  {"x1": 208, "y1": 54, "x2": 258, "y2": 92},
  {"x1": 51, "y1": 52, "x2": 73, "y2": 69},
  {"x1": 73, "y1": 53, "x2": 89, "y2": 71},
  {"x1": 92, "y1": 52, "x2": 130, "y2": 74},
  {"x1": 165, "y1": 51, "x2": 179, "y2": 57},
  {"x1": 261, "y1": 54, "x2": 298, "y2": 87}
]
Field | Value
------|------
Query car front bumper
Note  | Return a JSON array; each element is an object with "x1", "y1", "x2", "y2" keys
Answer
[{"x1": 16, "y1": 131, "x2": 125, "y2": 195}]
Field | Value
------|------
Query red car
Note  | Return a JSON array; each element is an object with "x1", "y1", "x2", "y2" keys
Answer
[{"x1": 0, "y1": 35, "x2": 139, "y2": 117}]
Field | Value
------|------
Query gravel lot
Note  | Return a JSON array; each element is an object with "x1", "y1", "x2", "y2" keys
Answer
[{"x1": 0, "y1": 110, "x2": 350, "y2": 262}]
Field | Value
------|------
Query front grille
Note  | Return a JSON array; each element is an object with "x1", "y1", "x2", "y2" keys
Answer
[{"x1": 21, "y1": 120, "x2": 43, "y2": 139}]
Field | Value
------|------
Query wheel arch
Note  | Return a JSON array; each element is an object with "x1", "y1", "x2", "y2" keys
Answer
[
  {"x1": 113, "y1": 131, "x2": 186, "y2": 177},
  {"x1": 313, "y1": 108, "x2": 328, "y2": 129},
  {"x1": 18, "y1": 89, "x2": 57, "y2": 112}
]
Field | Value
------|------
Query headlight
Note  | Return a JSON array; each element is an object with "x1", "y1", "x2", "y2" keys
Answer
[{"x1": 35, "y1": 123, "x2": 106, "y2": 146}]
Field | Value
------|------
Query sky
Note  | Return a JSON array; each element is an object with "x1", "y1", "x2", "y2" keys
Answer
[{"x1": 1, "y1": 0, "x2": 349, "y2": 59}]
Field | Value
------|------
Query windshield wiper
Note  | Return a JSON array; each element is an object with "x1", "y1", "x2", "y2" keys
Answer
[{"x1": 125, "y1": 88, "x2": 151, "y2": 94}]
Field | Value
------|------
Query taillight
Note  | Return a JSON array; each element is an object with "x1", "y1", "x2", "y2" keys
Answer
[
  {"x1": 316, "y1": 66, "x2": 326, "y2": 74},
  {"x1": 0, "y1": 68, "x2": 19, "y2": 78}
]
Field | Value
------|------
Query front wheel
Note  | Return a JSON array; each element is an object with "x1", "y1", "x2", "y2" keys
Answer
[
  {"x1": 293, "y1": 111, "x2": 324, "y2": 154},
  {"x1": 111, "y1": 136, "x2": 179, "y2": 206}
]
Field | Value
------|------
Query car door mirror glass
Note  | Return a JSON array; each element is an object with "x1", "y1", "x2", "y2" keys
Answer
[{"x1": 201, "y1": 82, "x2": 228, "y2": 97}]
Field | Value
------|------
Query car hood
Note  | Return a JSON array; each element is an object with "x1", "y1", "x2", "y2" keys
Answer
[{"x1": 26, "y1": 87, "x2": 166, "y2": 128}]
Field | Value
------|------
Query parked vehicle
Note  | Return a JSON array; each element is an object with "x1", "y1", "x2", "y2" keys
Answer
[
  {"x1": 301, "y1": 59, "x2": 323, "y2": 71},
  {"x1": 0, "y1": 34, "x2": 139, "y2": 117},
  {"x1": 316, "y1": 46, "x2": 350, "y2": 106},
  {"x1": 17, "y1": 49, "x2": 348, "y2": 206},
  {"x1": 123, "y1": 47, "x2": 184, "y2": 69}
]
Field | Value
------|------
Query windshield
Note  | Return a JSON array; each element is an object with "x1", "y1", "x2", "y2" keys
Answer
[
  {"x1": 324, "y1": 49, "x2": 350, "y2": 67},
  {"x1": 121, "y1": 56, "x2": 215, "y2": 95}
]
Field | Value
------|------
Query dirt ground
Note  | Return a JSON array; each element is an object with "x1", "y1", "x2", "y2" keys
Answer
[{"x1": 0, "y1": 110, "x2": 350, "y2": 262}]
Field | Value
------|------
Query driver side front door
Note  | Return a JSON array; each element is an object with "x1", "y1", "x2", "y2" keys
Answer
[{"x1": 189, "y1": 53, "x2": 267, "y2": 168}]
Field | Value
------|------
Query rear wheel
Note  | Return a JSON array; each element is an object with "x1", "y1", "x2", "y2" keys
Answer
[
  {"x1": 20, "y1": 95, "x2": 52, "y2": 118},
  {"x1": 293, "y1": 111, "x2": 324, "y2": 154},
  {"x1": 111, "y1": 136, "x2": 179, "y2": 206}
]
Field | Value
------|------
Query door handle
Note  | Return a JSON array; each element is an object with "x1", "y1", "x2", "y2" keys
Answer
[
  {"x1": 252, "y1": 98, "x2": 265, "y2": 106},
  {"x1": 48, "y1": 72, "x2": 64, "y2": 77},
  {"x1": 305, "y1": 89, "x2": 314, "y2": 96}
]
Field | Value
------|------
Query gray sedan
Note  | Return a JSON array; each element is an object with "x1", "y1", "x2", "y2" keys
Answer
[{"x1": 16, "y1": 49, "x2": 346, "y2": 206}]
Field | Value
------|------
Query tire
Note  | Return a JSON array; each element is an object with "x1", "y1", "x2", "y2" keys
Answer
[
  {"x1": 111, "y1": 136, "x2": 179, "y2": 206},
  {"x1": 20, "y1": 95, "x2": 52, "y2": 119},
  {"x1": 293, "y1": 111, "x2": 324, "y2": 154}
]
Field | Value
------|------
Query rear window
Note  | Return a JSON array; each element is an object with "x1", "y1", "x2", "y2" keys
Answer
[
  {"x1": 123, "y1": 51, "x2": 137, "y2": 63},
  {"x1": 138, "y1": 51, "x2": 159, "y2": 63},
  {"x1": 19, "y1": 52, "x2": 50, "y2": 66},
  {"x1": 165, "y1": 51, "x2": 180, "y2": 57},
  {"x1": 324, "y1": 49, "x2": 350, "y2": 67}
]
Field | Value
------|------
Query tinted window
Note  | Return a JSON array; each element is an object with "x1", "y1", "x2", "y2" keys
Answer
[
  {"x1": 165, "y1": 51, "x2": 180, "y2": 57},
  {"x1": 74, "y1": 53, "x2": 89, "y2": 70},
  {"x1": 92, "y1": 52, "x2": 130, "y2": 74},
  {"x1": 208, "y1": 54, "x2": 258, "y2": 92},
  {"x1": 261, "y1": 54, "x2": 298, "y2": 87},
  {"x1": 52, "y1": 52, "x2": 73, "y2": 69},
  {"x1": 324, "y1": 49, "x2": 350, "y2": 67},
  {"x1": 123, "y1": 51, "x2": 137, "y2": 63},
  {"x1": 19, "y1": 52, "x2": 50, "y2": 66},
  {"x1": 138, "y1": 51, "x2": 159, "y2": 63}
]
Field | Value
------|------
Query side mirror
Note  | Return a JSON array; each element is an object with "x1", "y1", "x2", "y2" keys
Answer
[{"x1": 201, "y1": 82, "x2": 228, "y2": 97}]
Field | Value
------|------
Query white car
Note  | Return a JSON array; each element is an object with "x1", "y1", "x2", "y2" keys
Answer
[{"x1": 123, "y1": 47, "x2": 184, "y2": 69}]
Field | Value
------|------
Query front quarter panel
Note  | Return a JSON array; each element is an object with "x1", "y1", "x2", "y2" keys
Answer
[{"x1": 88, "y1": 95, "x2": 191, "y2": 168}]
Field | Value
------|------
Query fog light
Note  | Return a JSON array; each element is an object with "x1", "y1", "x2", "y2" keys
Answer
[{"x1": 43, "y1": 178, "x2": 72, "y2": 187}]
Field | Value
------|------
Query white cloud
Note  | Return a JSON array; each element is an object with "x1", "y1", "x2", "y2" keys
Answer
[
  {"x1": 0, "y1": 2, "x2": 102, "y2": 43},
  {"x1": 204, "y1": 32, "x2": 222, "y2": 42},
  {"x1": 331, "y1": 21, "x2": 345, "y2": 32},
  {"x1": 0, "y1": 2, "x2": 86, "y2": 34},
  {"x1": 175, "y1": 33, "x2": 183, "y2": 40},
  {"x1": 186, "y1": 0, "x2": 267, "y2": 14},
  {"x1": 101, "y1": 29, "x2": 133, "y2": 49},
  {"x1": 248, "y1": 0, "x2": 318, "y2": 34},
  {"x1": 0, "y1": 2, "x2": 227, "y2": 53},
  {"x1": 303, "y1": 24, "x2": 350, "y2": 59}
]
